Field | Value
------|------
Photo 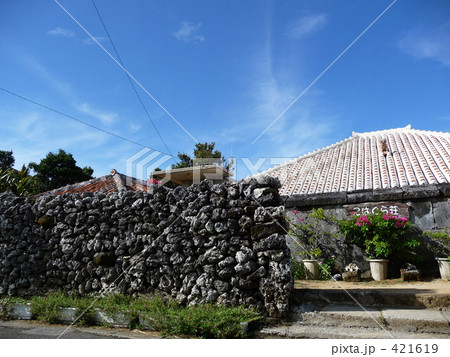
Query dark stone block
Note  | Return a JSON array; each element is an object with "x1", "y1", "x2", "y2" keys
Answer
[
  {"x1": 437, "y1": 183, "x2": 450, "y2": 197},
  {"x1": 253, "y1": 234, "x2": 286, "y2": 252},
  {"x1": 342, "y1": 270, "x2": 361, "y2": 282},
  {"x1": 284, "y1": 194, "x2": 308, "y2": 208},
  {"x1": 304, "y1": 192, "x2": 347, "y2": 206},
  {"x1": 371, "y1": 188, "x2": 404, "y2": 201},
  {"x1": 92, "y1": 252, "x2": 116, "y2": 266},
  {"x1": 251, "y1": 223, "x2": 283, "y2": 240},
  {"x1": 401, "y1": 269, "x2": 421, "y2": 281},
  {"x1": 37, "y1": 215, "x2": 54, "y2": 229},
  {"x1": 403, "y1": 185, "x2": 440, "y2": 199},
  {"x1": 347, "y1": 190, "x2": 375, "y2": 204}
]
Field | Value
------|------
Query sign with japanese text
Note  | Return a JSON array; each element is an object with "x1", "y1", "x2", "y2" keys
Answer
[{"x1": 343, "y1": 201, "x2": 409, "y2": 218}]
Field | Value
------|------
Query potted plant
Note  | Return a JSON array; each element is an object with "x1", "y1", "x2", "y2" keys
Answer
[
  {"x1": 436, "y1": 256, "x2": 450, "y2": 280},
  {"x1": 423, "y1": 229, "x2": 450, "y2": 280},
  {"x1": 288, "y1": 208, "x2": 336, "y2": 280},
  {"x1": 302, "y1": 252, "x2": 322, "y2": 280},
  {"x1": 339, "y1": 210, "x2": 419, "y2": 280}
]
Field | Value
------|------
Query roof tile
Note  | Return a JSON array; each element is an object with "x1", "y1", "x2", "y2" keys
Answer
[
  {"x1": 255, "y1": 126, "x2": 450, "y2": 195},
  {"x1": 43, "y1": 169, "x2": 150, "y2": 195}
]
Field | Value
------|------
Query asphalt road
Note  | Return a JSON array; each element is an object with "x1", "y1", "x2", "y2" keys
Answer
[{"x1": 0, "y1": 320, "x2": 163, "y2": 339}]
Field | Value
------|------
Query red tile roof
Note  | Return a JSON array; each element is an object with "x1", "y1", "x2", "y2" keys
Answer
[
  {"x1": 45, "y1": 169, "x2": 149, "y2": 195},
  {"x1": 255, "y1": 126, "x2": 450, "y2": 196}
]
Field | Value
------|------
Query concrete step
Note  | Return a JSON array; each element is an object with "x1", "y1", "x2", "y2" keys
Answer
[
  {"x1": 292, "y1": 280, "x2": 450, "y2": 309},
  {"x1": 258, "y1": 323, "x2": 448, "y2": 339},
  {"x1": 259, "y1": 302, "x2": 450, "y2": 339}
]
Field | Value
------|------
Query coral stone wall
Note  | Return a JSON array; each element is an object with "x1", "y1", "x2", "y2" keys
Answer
[{"x1": 0, "y1": 177, "x2": 293, "y2": 317}]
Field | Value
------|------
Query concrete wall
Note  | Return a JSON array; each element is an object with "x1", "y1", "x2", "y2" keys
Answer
[
  {"x1": 0, "y1": 177, "x2": 293, "y2": 317},
  {"x1": 285, "y1": 183, "x2": 450, "y2": 231}
]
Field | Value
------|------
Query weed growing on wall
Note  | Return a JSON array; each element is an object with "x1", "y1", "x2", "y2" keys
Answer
[{"x1": 423, "y1": 228, "x2": 450, "y2": 258}]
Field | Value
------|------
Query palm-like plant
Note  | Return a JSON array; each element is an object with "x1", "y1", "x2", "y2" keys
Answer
[{"x1": 0, "y1": 165, "x2": 37, "y2": 196}]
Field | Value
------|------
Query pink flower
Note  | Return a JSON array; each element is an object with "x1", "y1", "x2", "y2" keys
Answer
[
  {"x1": 299, "y1": 218, "x2": 305, "y2": 221},
  {"x1": 292, "y1": 210, "x2": 299, "y2": 214},
  {"x1": 356, "y1": 216, "x2": 370, "y2": 226},
  {"x1": 148, "y1": 178, "x2": 162, "y2": 185}
]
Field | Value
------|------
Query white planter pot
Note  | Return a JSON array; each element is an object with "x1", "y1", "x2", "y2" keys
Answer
[
  {"x1": 7, "y1": 303, "x2": 34, "y2": 320},
  {"x1": 59, "y1": 307, "x2": 79, "y2": 324},
  {"x1": 436, "y1": 258, "x2": 450, "y2": 280},
  {"x1": 303, "y1": 260, "x2": 320, "y2": 280},
  {"x1": 138, "y1": 315, "x2": 156, "y2": 330},
  {"x1": 369, "y1": 259, "x2": 389, "y2": 281},
  {"x1": 93, "y1": 309, "x2": 132, "y2": 328}
]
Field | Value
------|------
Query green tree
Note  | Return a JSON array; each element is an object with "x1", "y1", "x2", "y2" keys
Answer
[
  {"x1": 0, "y1": 150, "x2": 15, "y2": 171},
  {"x1": 172, "y1": 153, "x2": 193, "y2": 169},
  {"x1": 172, "y1": 142, "x2": 230, "y2": 169},
  {"x1": 29, "y1": 149, "x2": 94, "y2": 192}
]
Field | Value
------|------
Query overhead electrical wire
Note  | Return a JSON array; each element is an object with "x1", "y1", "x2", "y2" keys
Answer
[
  {"x1": 0, "y1": 87, "x2": 170, "y2": 156},
  {"x1": 53, "y1": 0, "x2": 198, "y2": 144},
  {"x1": 90, "y1": 0, "x2": 175, "y2": 162},
  {"x1": 251, "y1": 0, "x2": 398, "y2": 144}
]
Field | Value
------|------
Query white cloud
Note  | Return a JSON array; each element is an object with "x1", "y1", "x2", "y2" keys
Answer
[
  {"x1": 129, "y1": 123, "x2": 141, "y2": 133},
  {"x1": 83, "y1": 36, "x2": 107, "y2": 45},
  {"x1": 76, "y1": 102, "x2": 118, "y2": 125},
  {"x1": 0, "y1": 108, "x2": 110, "y2": 171},
  {"x1": 0, "y1": 56, "x2": 144, "y2": 178},
  {"x1": 398, "y1": 26, "x2": 450, "y2": 68},
  {"x1": 47, "y1": 27, "x2": 76, "y2": 38},
  {"x1": 286, "y1": 14, "x2": 328, "y2": 40},
  {"x1": 173, "y1": 21, "x2": 205, "y2": 43},
  {"x1": 19, "y1": 55, "x2": 73, "y2": 96},
  {"x1": 215, "y1": 39, "x2": 337, "y2": 179}
]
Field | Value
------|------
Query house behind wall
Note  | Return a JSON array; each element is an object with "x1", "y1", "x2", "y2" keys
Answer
[{"x1": 254, "y1": 126, "x2": 450, "y2": 276}]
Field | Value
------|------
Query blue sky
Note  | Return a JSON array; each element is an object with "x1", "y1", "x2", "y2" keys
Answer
[{"x1": 1, "y1": 0, "x2": 449, "y2": 181}]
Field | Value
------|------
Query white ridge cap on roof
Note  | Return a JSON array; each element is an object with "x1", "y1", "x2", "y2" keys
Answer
[{"x1": 352, "y1": 124, "x2": 412, "y2": 137}]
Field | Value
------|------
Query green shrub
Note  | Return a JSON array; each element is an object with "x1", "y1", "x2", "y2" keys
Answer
[
  {"x1": 146, "y1": 302, "x2": 260, "y2": 338},
  {"x1": 318, "y1": 256, "x2": 335, "y2": 280},
  {"x1": 30, "y1": 292, "x2": 69, "y2": 324},
  {"x1": 339, "y1": 210, "x2": 419, "y2": 259},
  {"x1": 29, "y1": 291, "x2": 96, "y2": 325},
  {"x1": 291, "y1": 257, "x2": 306, "y2": 280},
  {"x1": 289, "y1": 208, "x2": 339, "y2": 260}
]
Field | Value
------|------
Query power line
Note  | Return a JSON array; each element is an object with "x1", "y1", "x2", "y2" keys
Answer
[
  {"x1": 0, "y1": 87, "x2": 170, "y2": 155},
  {"x1": 53, "y1": 0, "x2": 199, "y2": 144},
  {"x1": 90, "y1": 0, "x2": 175, "y2": 162},
  {"x1": 251, "y1": 0, "x2": 398, "y2": 144}
]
